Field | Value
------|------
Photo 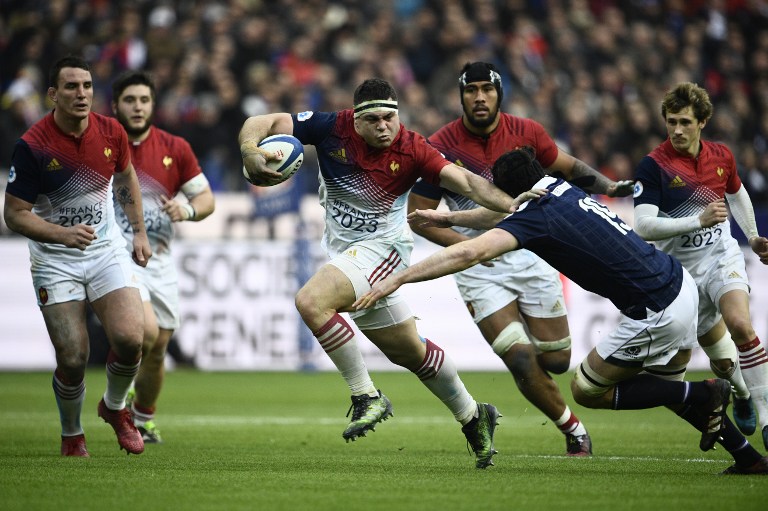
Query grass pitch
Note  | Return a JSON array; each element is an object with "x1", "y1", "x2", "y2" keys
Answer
[{"x1": 0, "y1": 370, "x2": 765, "y2": 510}]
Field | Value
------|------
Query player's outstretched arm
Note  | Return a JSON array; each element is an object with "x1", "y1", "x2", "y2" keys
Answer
[
  {"x1": 549, "y1": 151, "x2": 633, "y2": 197},
  {"x1": 353, "y1": 230, "x2": 517, "y2": 310}
]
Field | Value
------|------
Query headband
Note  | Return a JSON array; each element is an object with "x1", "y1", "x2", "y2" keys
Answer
[{"x1": 353, "y1": 99, "x2": 399, "y2": 118}]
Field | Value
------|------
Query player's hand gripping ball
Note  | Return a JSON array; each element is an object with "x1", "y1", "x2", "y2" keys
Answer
[{"x1": 242, "y1": 134, "x2": 304, "y2": 186}]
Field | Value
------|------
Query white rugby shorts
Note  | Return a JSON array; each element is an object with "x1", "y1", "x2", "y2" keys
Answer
[
  {"x1": 686, "y1": 246, "x2": 750, "y2": 337},
  {"x1": 131, "y1": 250, "x2": 180, "y2": 330},
  {"x1": 596, "y1": 269, "x2": 699, "y2": 368},
  {"x1": 30, "y1": 244, "x2": 137, "y2": 306},
  {"x1": 454, "y1": 252, "x2": 567, "y2": 323},
  {"x1": 328, "y1": 235, "x2": 413, "y2": 328}
]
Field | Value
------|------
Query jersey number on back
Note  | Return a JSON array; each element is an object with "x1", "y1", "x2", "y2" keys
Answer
[{"x1": 578, "y1": 197, "x2": 631, "y2": 235}]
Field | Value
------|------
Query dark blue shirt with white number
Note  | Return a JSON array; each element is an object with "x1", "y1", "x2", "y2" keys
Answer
[{"x1": 496, "y1": 177, "x2": 683, "y2": 315}]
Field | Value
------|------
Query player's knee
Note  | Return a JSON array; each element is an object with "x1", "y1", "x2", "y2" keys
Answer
[
  {"x1": 537, "y1": 350, "x2": 571, "y2": 374},
  {"x1": 571, "y1": 361, "x2": 612, "y2": 408},
  {"x1": 530, "y1": 335, "x2": 571, "y2": 374},
  {"x1": 491, "y1": 322, "x2": 529, "y2": 358},
  {"x1": 294, "y1": 287, "x2": 312, "y2": 316},
  {"x1": 701, "y1": 333, "x2": 737, "y2": 379},
  {"x1": 503, "y1": 344, "x2": 536, "y2": 379},
  {"x1": 56, "y1": 350, "x2": 89, "y2": 373}
]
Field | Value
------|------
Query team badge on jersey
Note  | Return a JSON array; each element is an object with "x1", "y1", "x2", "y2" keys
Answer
[
  {"x1": 389, "y1": 161, "x2": 400, "y2": 175},
  {"x1": 38, "y1": 287, "x2": 49, "y2": 305},
  {"x1": 163, "y1": 156, "x2": 173, "y2": 169},
  {"x1": 8, "y1": 165, "x2": 15, "y2": 182},
  {"x1": 104, "y1": 147, "x2": 112, "y2": 161},
  {"x1": 716, "y1": 166, "x2": 724, "y2": 179},
  {"x1": 633, "y1": 181, "x2": 643, "y2": 198},
  {"x1": 297, "y1": 111, "x2": 313, "y2": 121}
]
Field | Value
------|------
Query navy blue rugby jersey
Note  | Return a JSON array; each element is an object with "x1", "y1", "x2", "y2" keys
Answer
[{"x1": 495, "y1": 177, "x2": 683, "y2": 315}]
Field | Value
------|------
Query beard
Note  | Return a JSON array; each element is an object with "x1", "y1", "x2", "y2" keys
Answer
[
  {"x1": 463, "y1": 105, "x2": 499, "y2": 129},
  {"x1": 116, "y1": 111, "x2": 152, "y2": 138}
]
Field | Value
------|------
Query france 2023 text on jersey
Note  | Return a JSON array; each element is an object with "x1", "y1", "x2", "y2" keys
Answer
[{"x1": 291, "y1": 109, "x2": 447, "y2": 257}]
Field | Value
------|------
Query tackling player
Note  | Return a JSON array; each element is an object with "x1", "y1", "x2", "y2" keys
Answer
[
  {"x1": 111, "y1": 70, "x2": 215, "y2": 443},
  {"x1": 355, "y1": 147, "x2": 768, "y2": 475}
]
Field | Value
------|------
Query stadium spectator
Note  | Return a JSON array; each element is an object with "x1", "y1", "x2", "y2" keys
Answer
[
  {"x1": 111, "y1": 70, "x2": 215, "y2": 444},
  {"x1": 3, "y1": 56, "x2": 149, "y2": 457},
  {"x1": 408, "y1": 61, "x2": 632, "y2": 456},
  {"x1": 355, "y1": 147, "x2": 768, "y2": 475},
  {"x1": 633, "y1": 82, "x2": 768, "y2": 448},
  {"x1": 1, "y1": 2, "x2": 768, "y2": 207},
  {"x1": 238, "y1": 77, "x2": 536, "y2": 469}
]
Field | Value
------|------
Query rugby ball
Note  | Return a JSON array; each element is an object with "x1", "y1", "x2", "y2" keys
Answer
[{"x1": 242, "y1": 134, "x2": 304, "y2": 186}]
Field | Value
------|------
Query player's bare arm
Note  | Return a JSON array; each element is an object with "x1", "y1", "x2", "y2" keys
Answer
[
  {"x1": 4, "y1": 193, "x2": 96, "y2": 250},
  {"x1": 114, "y1": 162, "x2": 151, "y2": 266},
  {"x1": 409, "y1": 188, "x2": 544, "y2": 231},
  {"x1": 438, "y1": 164, "x2": 518, "y2": 213},
  {"x1": 550, "y1": 151, "x2": 633, "y2": 197},
  {"x1": 239, "y1": 113, "x2": 294, "y2": 184},
  {"x1": 407, "y1": 193, "x2": 471, "y2": 248},
  {"x1": 353, "y1": 229, "x2": 517, "y2": 311},
  {"x1": 408, "y1": 207, "x2": 502, "y2": 231}
]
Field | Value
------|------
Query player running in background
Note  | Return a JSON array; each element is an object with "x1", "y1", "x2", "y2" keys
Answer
[
  {"x1": 238, "y1": 78, "x2": 531, "y2": 468},
  {"x1": 408, "y1": 62, "x2": 634, "y2": 456},
  {"x1": 356, "y1": 147, "x2": 768, "y2": 475},
  {"x1": 111, "y1": 70, "x2": 215, "y2": 443},
  {"x1": 4, "y1": 56, "x2": 150, "y2": 457},
  {"x1": 633, "y1": 82, "x2": 768, "y2": 447}
]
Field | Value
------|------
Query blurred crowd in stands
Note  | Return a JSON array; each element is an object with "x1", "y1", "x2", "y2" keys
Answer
[{"x1": 2, "y1": 0, "x2": 768, "y2": 204}]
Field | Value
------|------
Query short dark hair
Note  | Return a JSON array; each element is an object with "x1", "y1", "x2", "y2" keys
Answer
[
  {"x1": 491, "y1": 147, "x2": 545, "y2": 197},
  {"x1": 49, "y1": 56, "x2": 90, "y2": 88},
  {"x1": 661, "y1": 82, "x2": 713, "y2": 123},
  {"x1": 112, "y1": 70, "x2": 156, "y2": 102},
  {"x1": 353, "y1": 78, "x2": 397, "y2": 105}
]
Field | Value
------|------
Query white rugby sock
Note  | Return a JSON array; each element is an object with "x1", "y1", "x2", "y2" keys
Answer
[
  {"x1": 415, "y1": 339, "x2": 476, "y2": 425},
  {"x1": 738, "y1": 337, "x2": 768, "y2": 427},
  {"x1": 53, "y1": 371, "x2": 85, "y2": 436},
  {"x1": 314, "y1": 314, "x2": 377, "y2": 396},
  {"x1": 555, "y1": 406, "x2": 587, "y2": 437},
  {"x1": 103, "y1": 350, "x2": 140, "y2": 410}
]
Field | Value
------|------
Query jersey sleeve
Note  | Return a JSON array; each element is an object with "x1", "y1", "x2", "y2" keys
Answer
[
  {"x1": 724, "y1": 147, "x2": 742, "y2": 194},
  {"x1": 6, "y1": 140, "x2": 40, "y2": 203},
  {"x1": 414, "y1": 135, "x2": 449, "y2": 186},
  {"x1": 410, "y1": 178, "x2": 444, "y2": 200},
  {"x1": 632, "y1": 155, "x2": 663, "y2": 207},
  {"x1": 110, "y1": 119, "x2": 131, "y2": 172},
  {"x1": 528, "y1": 120, "x2": 559, "y2": 168},
  {"x1": 177, "y1": 137, "x2": 203, "y2": 183},
  {"x1": 291, "y1": 111, "x2": 336, "y2": 146}
]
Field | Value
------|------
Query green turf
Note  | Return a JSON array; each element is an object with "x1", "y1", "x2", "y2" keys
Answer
[{"x1": 0, "y1": 370, "x2": 764, "y2": 510}]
